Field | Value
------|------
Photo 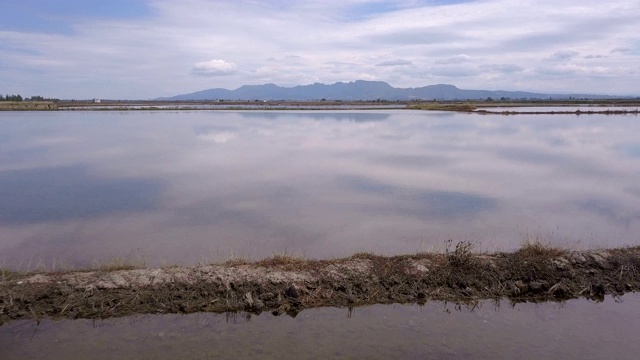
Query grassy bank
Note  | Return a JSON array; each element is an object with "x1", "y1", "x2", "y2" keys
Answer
[
  {"x1": 2, "y1": 99, "x2": 639, "y2": 113},
  {"x1": 2, "y1": 243, "x2": 640, "y2": 324},
  {"x1": 408, "y1": 103, "x2": 477, "y2": 112},
  {"x1": 476, "y1": 108, "x2": 640, "y2": 115},
  {"x1": 0, "y1": 101, "x2": 58, "y2": 111}
]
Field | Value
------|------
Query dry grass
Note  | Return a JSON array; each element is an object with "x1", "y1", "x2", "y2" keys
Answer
[
  {"x1": 0, "y1": 268, "x2": 23, "y2": 283},
  {"x1": 515, "y1": 241, "x2": 566, "y2": 258},
  {"x1": 409, "y1": 103, "x2": 477, "y2": 112},
  {"x1": 93, "y1": 254, "x2": 148, "y2": 272},
  {"x1": 0, "y1": 101, "x2": 57, "y2": 110},
  {"x1": 256, "y1": 255, "x2": 307, "y2": 270}
]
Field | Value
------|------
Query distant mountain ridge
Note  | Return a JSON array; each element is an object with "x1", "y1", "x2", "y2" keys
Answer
[{"x1": 158, "y1": 80, "x2": 614, "y2": 101}]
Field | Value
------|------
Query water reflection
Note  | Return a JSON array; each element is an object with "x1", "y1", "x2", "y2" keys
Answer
[
  {"x1": 480, "y1": 106, "x2": 640, "y2": 113},
  {"x1": 238, "y1": 111, "x2": 391, "y2": 122},
  {"x1": 0, "y1": 165, "x2": 162, "y2": 225},
  {"x1": 0, "y1": 110, "x2": 639, "y2": 268},
  {"x1": 576, "y1": 198, "x2": 640, "y2": 228},
  {"x1": 617, "y1": 143, "x2": 640, "y2": 158},
  {"x1": 337, "y1": 175, "x2": 496, "y2": 219},
  {"x1": 3, "y1": 295, "x2": 640, "y2": 359}
]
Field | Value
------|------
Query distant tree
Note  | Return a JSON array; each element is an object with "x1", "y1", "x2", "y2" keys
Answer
[
  {"x1": 486, "y1": 97, "x2": 494, "y2": 101},
  {"x1": 3, "y1": 94, "x2": 22, "y2": 101}
]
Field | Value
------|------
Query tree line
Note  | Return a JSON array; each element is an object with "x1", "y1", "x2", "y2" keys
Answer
[
  {"x1": 1, "y1": 94, "x2": 23, "y2": 101},
  {"x1": 0, "y1": 94, "x2": 59, "y2": 102}
]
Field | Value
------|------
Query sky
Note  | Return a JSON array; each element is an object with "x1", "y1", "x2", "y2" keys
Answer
[{"x1": 1, "y1": 0, "x2": 639, "y2": 99}]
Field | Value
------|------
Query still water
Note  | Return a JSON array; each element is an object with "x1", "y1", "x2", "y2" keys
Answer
[
  {"x1": 1, "y1": 110, "x2": 639, "y2": 268},
  {"x1": 479, "y1": 106, "x2": 639, "y2": 113},
  {"x1": 3, "y1": 295, "x2": 640, "y2": 359}
]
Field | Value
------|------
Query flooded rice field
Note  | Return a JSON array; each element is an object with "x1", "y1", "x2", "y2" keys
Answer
[
  {"x1": 3, "y1": 294, "x2": 640, "y2": 359},
  {"x1": 477, "y1": 105, "x2": 639, "y2": 113},
  {"x1": 1, "y1": 110, "x2": 639, "y2": 269},
  {"x1": 2, "y1": 109, "x2": 640, "y2": 358},
  {"x1": 62, "y1": 103, "x2": 407, "y2": 111}
]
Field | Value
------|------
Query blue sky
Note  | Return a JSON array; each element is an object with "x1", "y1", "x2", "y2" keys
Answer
[
  {"x1": 1, "y1": 0, "x2": 639, "y2": 99},
  {"x1": 0, "y1": 0, "x2": 150, "y2": 34}
]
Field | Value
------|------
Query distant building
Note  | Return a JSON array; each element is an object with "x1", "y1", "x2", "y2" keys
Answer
[{"x1": 93, "y1": 99, "x2": 101, "y2": 103}]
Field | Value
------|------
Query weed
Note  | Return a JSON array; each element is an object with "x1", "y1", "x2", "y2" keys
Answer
[
  {"x1": 0, "y1": 268, "x2": 22, "y2": 283},
  {"x1": 94, "y1": 255, "x2": 148, "y2": 272}
]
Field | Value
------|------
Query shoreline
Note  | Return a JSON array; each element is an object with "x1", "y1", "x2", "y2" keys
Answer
[
  {"x1": 2, "y1": 100, "x2": 639, "y2": 114},
  {"x1": 2, "y1": 243, "x2": 640, "y2": 324}
]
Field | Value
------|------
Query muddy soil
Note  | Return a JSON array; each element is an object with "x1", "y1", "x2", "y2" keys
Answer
[{"x1": 2, "y1": 244, "x2": 640, "y2": 324}]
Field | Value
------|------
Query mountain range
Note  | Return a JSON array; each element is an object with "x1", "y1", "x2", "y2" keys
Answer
[{"x1": 159, "y1": 80, "x2": 613, "y2": 101}]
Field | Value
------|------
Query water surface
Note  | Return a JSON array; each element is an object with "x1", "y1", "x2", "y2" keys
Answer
[
  {"x1": 479, "y1": 106, "x2": 639, "y2": 112},
  {"x1": 3, "y1": 295, "x2": 640, "y2": 359},
  {"x1": 1, "y1": 110, "x2": 639, "y2": 268}
]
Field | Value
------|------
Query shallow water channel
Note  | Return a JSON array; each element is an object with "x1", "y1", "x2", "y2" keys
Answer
[
  {"x1": 1, "y1": 110, "x2": 639, "y2": 268},
  {"x1": 2, "y1": 294, "x2": 640, "y2": 359}
]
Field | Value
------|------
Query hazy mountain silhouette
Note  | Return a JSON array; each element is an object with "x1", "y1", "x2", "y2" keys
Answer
[{"x1": 159, "y1": 80, "x2": 612, "y2": 101}]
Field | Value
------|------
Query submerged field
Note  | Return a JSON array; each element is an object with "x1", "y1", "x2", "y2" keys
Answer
[{"x1": 1, "y1": 109, "x2": 639, "y2": 337}]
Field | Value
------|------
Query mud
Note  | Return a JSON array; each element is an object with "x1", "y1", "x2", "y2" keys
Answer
[{"x1": 2, "y1": 244, "x2": 640, "y2": 324}]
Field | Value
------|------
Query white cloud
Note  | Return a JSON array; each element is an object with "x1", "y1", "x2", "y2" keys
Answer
[
  {"x1": 1, "y1": 0, "x2": 640, "y2": 98},
  {"x1": 483, "y1": 64, "x2": 525, "y2": 73},
  {"x1": 537, "y1": 63, "x2": 616, "y2": 76},
  {"x1": 376, "y1": 59, "x2": 412, "y2": 66},
  {"x1": 192, "y1": 59, "x2": 237, "y2": 76},
  {"x1": 547, "y1": 50, "x2": 579, "y2": 61},
  {"x1": 434, "y1": 54, "x2": 471, "y2": 65},
  {"x1": 611, "y1": 47, "x2": 631, "y2": 54},
  {"x1": 198, "y1": 131, "x2": 236, "y2": 144}
]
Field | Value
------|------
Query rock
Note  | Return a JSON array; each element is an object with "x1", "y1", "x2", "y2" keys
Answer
[
  {"x1": 589, "y1": 252, "x2": 608, "y2": 268},
  {"x1": 569, "y1": 252, "x2": 587, "y2": 264},
  {"x1": 591, "y1": 283, "x2": 605, "y2": 298},
  {"x1": 285, "y1": 285, "x2": 300, "y2": 299},
  {"x1": 272, "y1": 303, "x2": 291, "y2": 316},
  {"x1": 244, "y1": 292, "x2": 254, "y2": 307},
  {"x1": 551, "y1": 258, "x2": 570, "y2": 270},
  {"x1": 529, "y1": 281, "x2": 546, "y2": 293}
]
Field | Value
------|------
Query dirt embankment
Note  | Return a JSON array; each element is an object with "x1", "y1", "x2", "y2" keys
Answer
[{"x1": 2, "y1": 243, "x2": 640, "y2": 324}]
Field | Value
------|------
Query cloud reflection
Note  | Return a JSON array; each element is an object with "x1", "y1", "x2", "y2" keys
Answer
[
  {"x1": 239, "y1": 111, "x2": 390, "y2": 122},
  {"x1": 338, "y1": 175, "x2": 496, "y2": 219},
  {"x1": 0, "y1": 165, "x2": 162, "y2": 225},
  {"x1": 1, "y1": 111, "x2": 639, "y2": 268},
  {"x1": 576, "y1": 198, "x2": 640, "y2": 227}
]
